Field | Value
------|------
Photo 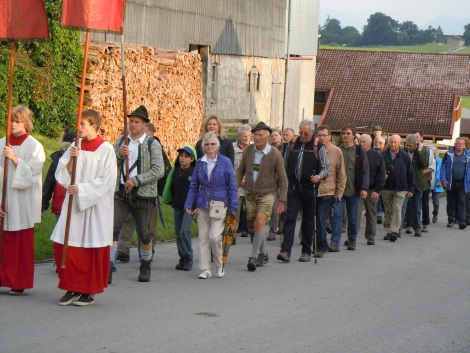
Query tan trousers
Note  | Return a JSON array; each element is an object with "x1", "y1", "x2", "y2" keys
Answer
[
  {"x1": 382, "y1": 190, "x2": 406, "y2": 234},
  {"x1": 197, "y1": 208, "x2": 224, "y2": 271}
]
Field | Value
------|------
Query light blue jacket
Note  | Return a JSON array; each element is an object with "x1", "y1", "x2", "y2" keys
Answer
[{"x1": 440, "y1": 147, "x2": 470, "y2": 193}]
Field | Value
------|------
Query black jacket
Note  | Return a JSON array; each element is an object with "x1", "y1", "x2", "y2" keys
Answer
[
  {"x1": 382, "y1": 148, "x2": 415, "y2": 193},
  {"x1": 42, "y1": 151, "x2": 63, "y2": 212},
  {"x1": 285, "y1": 137, "x2": 323, "y2": 185},
  {"x1": 366, "y1": 148, "x2": 385, "y2": 193}
]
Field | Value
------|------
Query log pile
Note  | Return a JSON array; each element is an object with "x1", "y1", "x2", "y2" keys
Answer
[{"x1": 82, "y1": 40, "x2": 204, "y2": 160}]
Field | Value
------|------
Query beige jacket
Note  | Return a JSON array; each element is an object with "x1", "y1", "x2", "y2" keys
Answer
[{"x1": 318, "y1": 143, "x2": 346, "y2": 198}]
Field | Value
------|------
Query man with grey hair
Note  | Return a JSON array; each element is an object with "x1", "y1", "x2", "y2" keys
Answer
[
  {"x1": 374, "y1": 136, "x2": 386, "y2": 152},
  {"x1": 357, "y1": 134, "x2": 385, "y2": 245},
  {"x1": 277, "y1": 120, "x2": 329, "y2": 263},
  {"x1": 402, "y1": 134, "x2": 429, "y2": 237},
  {"x1": 381, "y1": 135, "x2": 414, "y2": 242},
  {"x1": 232, "y1": 124, "x2": 252, "y2": 239},
  {"x1": 374, "y1": 135, "x2": 386, "y2": 223},
  {"x1": 282, "y1": 128, "x2": 295, "y2": 144}
]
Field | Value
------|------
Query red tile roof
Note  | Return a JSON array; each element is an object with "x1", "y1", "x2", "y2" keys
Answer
[{"x1": 316, "y1": 49, "x2": 470, "y2": 137}]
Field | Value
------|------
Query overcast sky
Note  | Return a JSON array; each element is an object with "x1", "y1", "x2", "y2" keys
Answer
[{"x1": 319, "y1": 0, "x2": 470, "y2": 34}]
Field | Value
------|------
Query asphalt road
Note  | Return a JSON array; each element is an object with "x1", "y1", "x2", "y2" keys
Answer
[{"x1": 1, "y1": 200, "x2": 469, "y2": 353}]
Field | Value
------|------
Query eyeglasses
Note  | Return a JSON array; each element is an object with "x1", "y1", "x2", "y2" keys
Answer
[
  {"x1": 317, "y1": 134, "x2": 329, "y2": 137},
  {"x1": 342, "y1": 132, "x2": 352, "y2": 135},
  {"x1": 204, "y1": 143, "x2": 217, "y2": 146}
]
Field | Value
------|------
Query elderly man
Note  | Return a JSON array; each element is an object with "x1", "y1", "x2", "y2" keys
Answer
[
  {"x1": 357, "y1": 134, "x2": 385, "y2": 245},
  {"x1": 315, "y1": 125, "x2": 345, "y2": 256},
  {"x1": 402, "y1": 134, "x2": 429, "y2": 237},
  {"x1": 277, "y1": 120, "x2": 330, "y2": 262},
  {"x1": 282, "y1": 128, "x2": 295, "y2": 143},
  {"x1": 338, "y1": 125, "x2": 369, "y2": 251},
  {"x1": 381, "y1": 135, "x2": 414, "y2": 242},
  {"x1": 236, "y1": 122, "x2": 288, "y2": 271},
  {"x1": 441, "y1": 137, "x2": 470, "y2": 229},
  {"x1": 374, "y1": 136, "x2": 386, "y2": 152},
  {"x1": 233, "y1": 124, "x2": 252, "y2": 240},
  {"x1": 374, "y1": 135, "x2": 386, "y2": 223}
]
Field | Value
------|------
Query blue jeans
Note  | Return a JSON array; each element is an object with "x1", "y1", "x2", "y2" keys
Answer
[
  {"x1": 432, "y1": 191, "x2": 440, "y2": 216},
  {"x1": 330, "y1": 197, "x2": 344, "y2": 246},
  {"x1": 410, "y1": 190, "x2": 423, "y2": 230},
  {"x1": 174, "y1": 209, "x2": 194, "y2": 261},
  {"x1": 316, "y1": 195, "x2": 335, "y2": 252},
  {"x1": 331, "y1": 194, "x2": 359, "y2": 245}
]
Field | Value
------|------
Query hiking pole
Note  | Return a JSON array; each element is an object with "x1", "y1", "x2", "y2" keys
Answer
[{"x1": 313, "y1": 183, "x2": 317, "y2": 264}]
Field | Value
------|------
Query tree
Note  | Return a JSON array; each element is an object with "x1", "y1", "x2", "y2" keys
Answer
[
  {"x1": 464, "y1": 24, "x2": 470, "y2": 45},
  {"x1": 341, "y1": 26, "x2": 361, "y2": 46},
  {"x1": 321, "y1": 16, "x2": 343, "y2": 44},
  {"x1": 398, "y1": 21, "x2": 420, "y2": 45},
  {"x1": 417, "y1": 25, "x2": 438, "y2": 44},
  {"x1": 362, "y1": 12, "x2": 400, "y2": 45},
  {"x1": 435, "y1": 26, "x2": 444, "y2": 44}
]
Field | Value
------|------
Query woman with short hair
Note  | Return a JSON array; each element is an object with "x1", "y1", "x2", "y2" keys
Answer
[{"x1": 185, "y1": 132, "x2": 238, "y2": 279}]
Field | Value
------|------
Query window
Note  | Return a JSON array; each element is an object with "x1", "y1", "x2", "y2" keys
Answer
[
  {"x1": 248, "y1": 66, "x2": 260, "y2": 92},
  {"x1": 211, "y1": 64, "x2": 218, "y2": 102}
]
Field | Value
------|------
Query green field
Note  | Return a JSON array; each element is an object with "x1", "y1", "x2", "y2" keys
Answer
[
  {"x1": 0, "y1": 132, "x2": 197, "y2": 261},
  {"x1": 321, "y1": 43, "x2": 470, "y2": 54},
  {"x1": 462, "y1": 97, "x2": 470, "y2": 108}
]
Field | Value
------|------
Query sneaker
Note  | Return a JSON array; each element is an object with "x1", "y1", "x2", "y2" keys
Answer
[
  {"x1": 277, "y1": 251, "x2": 290, "y2": 262},
  {"x1": 347, "y1": 241, "x2": 356, "y2": 250},
  {"x1": 367, "y1": 238, "x2": 375, "y2": 245},
  {"x1": 422, "y1": 224, "x2": 429, "y2": 232},
  {"x1": 384, "y1": 233, "x2": 390, "y2": 240},
  {"x1": 405, "y1": 226, "x2": 413, "y2": 234},
  {"x1": 377, "y1": 216, "x2": 383, "y2": 224},
  {"x1": 414, "y1": 229, "x2": 421, "y2": 237},
  {"x1": 9, "y1": 289, "x2": 25, "y2": 295},
  {"x1": 58, "y1": 291, "x2": 81, "y2": 306},
  {"x1": 175, "y1": 258, "x2": 184, "y2": 271},
  {"x1": 459, "y1": 223, "x2": 467, "y2": 230},
  {"x1": 432, "y1": 215, "x2": 438, "y2": 223},
  {"x1": 389, "y1": 232, "x2": 397, "y2": 242},
  {"x1": 138, "y1": 260, "x2": 151, "y2": 282},
  {"x1": 256, "y1": 253, "x2": 269, "y2": 267},
  {"x1": 328, "y1": 244, "x2": 339, "y2": 252},
  {"x1": 247, "y1": 257, "x2": 257, "y2": 271},
  {"x1": 447, "y1": 222, "x2": 454, "y2": 228},
  {"x1": 116, "y1": 251, "x2": 130, "y2": 263},
  {"x1": 216, "y1": 267, "x2": 224, "y2": 278},
  {"x1": 73, "y1": 294, "x2": 95, "y2": 306},
  {"x1": 299, "y1": 253, "x2": 311, "y2": 262},
  {"x1": 198, "y1": 270, "x2": 212, "y2": 279},
  {"x1": 267, "y1": 232, "x2": 276, "y2": 241},
  {"x1": 183, "y1": 259, "x2": 193, "y2": 271},
  {"x1": 344, "y1": 239, "x2": 350, "y2": 246}
]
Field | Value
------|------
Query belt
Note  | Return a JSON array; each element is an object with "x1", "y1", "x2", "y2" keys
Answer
[{"x1": 291, "y1": 182, "x2": 314, "y2": 190}]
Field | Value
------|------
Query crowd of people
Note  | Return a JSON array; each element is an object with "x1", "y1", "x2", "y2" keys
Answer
[{"x1": 1, "y1": 106, "x2": 469, "y2": 306}]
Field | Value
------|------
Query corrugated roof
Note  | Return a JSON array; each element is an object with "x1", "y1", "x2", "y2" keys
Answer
[{"x1": 316, "y1": 49, "x2": 470, "y2": 137}]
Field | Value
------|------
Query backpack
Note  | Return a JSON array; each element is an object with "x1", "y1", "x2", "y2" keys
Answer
[
  {"x1": 118, "y1": 136, "x2": 171, "y2": 196},
  {"x1": 285, "y1": 136, "x2": 319, "y2": 159}
]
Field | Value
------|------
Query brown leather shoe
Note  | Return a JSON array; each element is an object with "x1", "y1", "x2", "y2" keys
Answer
[
  {"x1": 277, "y1": 251, "x2": 290, "y2": 262},
  {"x1": 299, "y1": 253, "x2": 311, "y2": 262}
]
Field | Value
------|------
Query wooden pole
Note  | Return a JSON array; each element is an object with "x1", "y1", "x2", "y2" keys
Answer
[
  {"x1": 61, "y1": 31, "x2": 91, "y2": 269},
  {"x1": 121, "y1": 35, "x2": 129, "y2": 180},
  {"x1": 0, "y1": 42, "x2": 16, "y2": 265}
]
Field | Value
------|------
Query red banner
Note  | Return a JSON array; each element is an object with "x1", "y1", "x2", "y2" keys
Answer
[
  {"x1": 61, "y1": 0, "x2": 126, "y2": 34},
  {"x1": 0, "y1": 0, "x2": 49, "y2": 40}
]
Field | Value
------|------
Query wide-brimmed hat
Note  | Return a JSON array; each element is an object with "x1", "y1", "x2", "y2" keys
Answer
[
  {"x1": 251, "y1": 122, "x2": 272, "y2": 135},
  {"x1": 128, "y1": 105, "x2": 150, "y2": 122}
]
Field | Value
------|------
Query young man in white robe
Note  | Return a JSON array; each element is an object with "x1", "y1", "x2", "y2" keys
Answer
[
  {"x1": 51, "y1": 109, "x2": 117, "y2": 306},
  {"x1": 0, "y1": 106, "x2": 45, "y2": 295}
]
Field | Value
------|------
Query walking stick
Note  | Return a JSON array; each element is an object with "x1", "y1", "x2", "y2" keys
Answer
[
  {"x1": 61, "y1": 31, "x2": 91, "y2": 269},
  {"x1": 121, "y1": 34, "x2": 130, "y2": 181},
  {"x1": 0, "y1": 42, "x2": 16, "y2": 264},
  {"x1": 313, "y1": 183, "x2": 317, "y2": 264}
]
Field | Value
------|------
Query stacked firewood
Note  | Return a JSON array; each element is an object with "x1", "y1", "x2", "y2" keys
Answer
[{"x1": 83, "y1": 40, "x2": 204, "y2": 160}]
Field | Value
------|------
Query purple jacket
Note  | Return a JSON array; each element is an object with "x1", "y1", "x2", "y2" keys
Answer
[{"x1": 184, "y1": 153, "x2": 238, "y2": 212}]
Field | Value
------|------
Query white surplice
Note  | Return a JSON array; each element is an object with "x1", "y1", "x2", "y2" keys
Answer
[
  {"x1": 50, "y1": 140, "x2": 117, "y2": 248},
  {"x1": 0, "y1": 135, "x2": 45, "y2": 231}
]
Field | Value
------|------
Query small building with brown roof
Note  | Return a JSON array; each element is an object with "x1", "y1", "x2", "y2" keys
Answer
[{"x1": 315, "y1": 49, "x2": 470, "y2": 144}]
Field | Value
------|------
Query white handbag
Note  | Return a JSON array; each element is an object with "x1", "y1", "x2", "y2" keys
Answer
[{"x1": 209, "y1": 200, "x2": 227, "y2": 219}]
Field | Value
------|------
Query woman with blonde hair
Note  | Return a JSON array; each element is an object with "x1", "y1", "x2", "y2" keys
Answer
[
  {"x1": 0, "y1": 105, "x2": 45, "y2": 295},
  {"x1": 195, "y1": 116, "x2": 235, "y2": 165}
]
